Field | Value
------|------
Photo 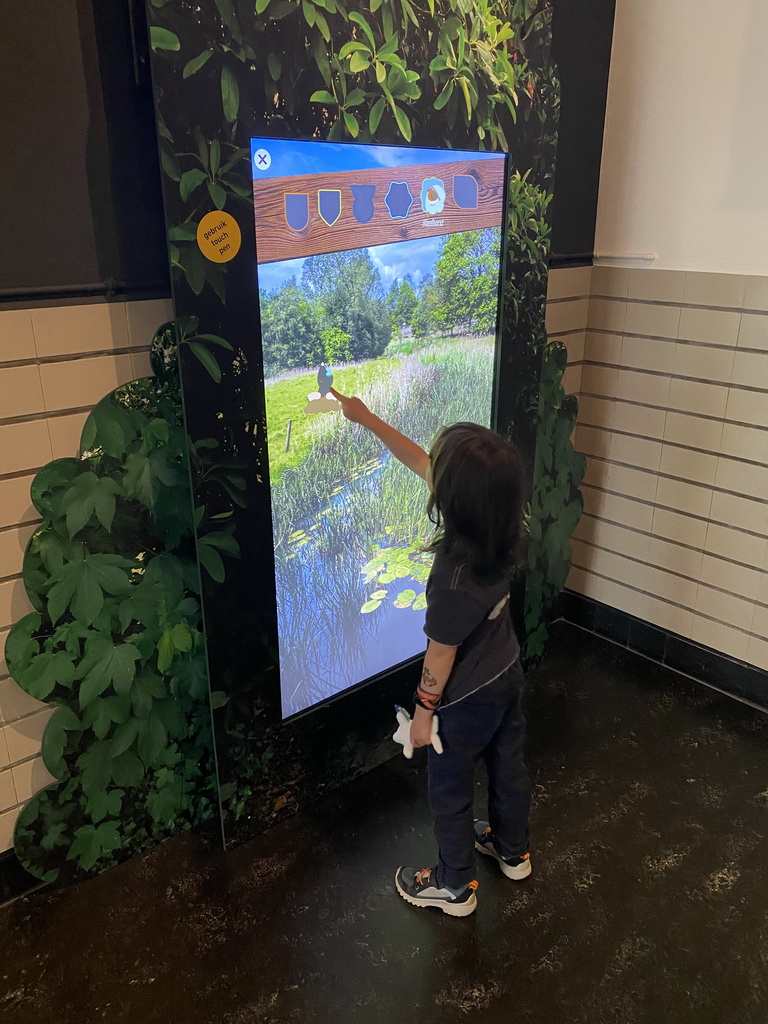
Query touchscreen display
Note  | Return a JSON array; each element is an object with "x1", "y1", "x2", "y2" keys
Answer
[{"x1": 251, "y1": 138, "x2": 507, "y2": 718}]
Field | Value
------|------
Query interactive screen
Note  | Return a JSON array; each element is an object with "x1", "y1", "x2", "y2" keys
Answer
[{"x1": 251, "y1": 138, "x2": 507, "y2": 718}]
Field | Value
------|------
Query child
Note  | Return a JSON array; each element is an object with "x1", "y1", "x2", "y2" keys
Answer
[{"x1": 331, "y1": 388, "x2": 531, "y2": 918}]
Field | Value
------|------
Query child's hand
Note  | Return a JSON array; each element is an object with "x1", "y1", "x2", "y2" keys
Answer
[
  {"x1": 330, "y1": 388, "x2": 371, "y2": 424},
  {"x1": 410, "y1": 705, "x2": 435, "y2": 749}
]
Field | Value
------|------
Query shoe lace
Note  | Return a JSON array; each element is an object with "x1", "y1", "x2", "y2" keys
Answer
[
  {"x1": 482, "y1": 827, "x2": 491, "y2": 836},
  {"x1": 468, "y1": 881, "x2": 479, "y2": 892},
  {"x1": 415, "y1": 868, "x2": 432, "y2": 885}
]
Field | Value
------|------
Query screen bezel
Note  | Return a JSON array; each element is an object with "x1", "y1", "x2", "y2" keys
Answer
[{"x1": 248, "y1": 136, "x2": 511, "y2": 723}]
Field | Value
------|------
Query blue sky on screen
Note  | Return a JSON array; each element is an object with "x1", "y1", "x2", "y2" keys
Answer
[
  {"x1": 250, "y1": 138, "x2": 503, "y2": 180},
  {"x1": 256, "y1": 234, "x2": 451, "y2": 293}
]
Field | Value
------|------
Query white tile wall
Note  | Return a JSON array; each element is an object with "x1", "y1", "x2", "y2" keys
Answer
[
  {"x1": 557, "y1": 266, "x2": 768, "y2": 681},
  {"x1": 0, "y1": 297, "x2": 170, "y2": 851}
]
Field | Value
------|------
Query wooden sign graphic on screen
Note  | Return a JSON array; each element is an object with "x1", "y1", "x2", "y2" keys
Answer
[{"x1": 252, "y1": 158, "x2": 506, "y2": 265}]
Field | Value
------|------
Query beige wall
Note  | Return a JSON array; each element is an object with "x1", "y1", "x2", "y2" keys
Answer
[
  {"x1": 0, "y1": 299, "x2": 172, "y2": 851},
  {"x1": 596, "y1": 0, "x2": 768, "y2": 274},
  {"x1": 553, "y1": 266, "x2": 768, "y2": 675}
]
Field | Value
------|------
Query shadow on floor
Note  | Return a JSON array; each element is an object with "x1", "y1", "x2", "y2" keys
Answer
[{"x1": 2, "y1": 623, "x2": 768, "y2": 1024}]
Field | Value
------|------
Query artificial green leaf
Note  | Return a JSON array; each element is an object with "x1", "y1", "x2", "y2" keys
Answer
[
  {"x1": 310, "y1": 90, "x2": 336, "y2": 104},
  {"x1": 268, "y1": 0, "x2": 295, "y2": 17},
  {"x1": 146, "y1": 774, "x2": 185, "y2": 824},
  {"x1": 63, "y1": 471, "x2": 121, "y2": 537},
  {"x1": 111, "y1": 749, "x2": 145, "y2": 788},
  {"x1": 221, "y1": 65, "x2": 240, "y2": 123},
  {"x1": 4, "y1": 613, "x2": 42, "y2": 676},
  {"x1": 187, "y1": 342, "x2": 222, "y2": 382},
  {"x1": 198, "y1": 543, "x2": 225, "y2": 582},
  {"x1": 255, "y1": 0, "x2": 271, "y2": 12},
  {"x1": 180, "y1": 168, "x2": 207, "y2": 202},
  {"x1": 209, "y1": 138, "x2": 221, "y2": 178},
  {"x1": 110, "y1": 719, "x2": 141, "y2": 758},
  {"x1": 349, "y1": 52, "x2": 370, "y2": 73},
  {"x1": 200, "y1": 531, "x2": 239, "y2": 555},
  {"x1": 47, "y1": 555, "x2": 132, "y2": 626},
  {"x1": 20, "y1": 650, "x2": 75, "y2": 700},
  {"x1": 210, "y1": 690, "x2": 229, "y2": 709},
  {"x1": 149, "y1": 26, "x2": 180, "y2": 51},
  {"x1": 369, "y1": 96, "x2": 385, "y2": 134},
  {"x1": 94, "y1": 789, "x2": 124, "y2": 824},
  {"x1": 267, "y1": 52, "x2": 281, "y2": 81},
  {"x1": 208, "y1": 181, "x2": 227, "y2": 209},
  {"x1": 183, "y1": 49, "x2": 214, "y2": 78},
  {"x1": 67, "y1": 825, "x2": 101, "y2": 871},
  {"x1": 79, "y1": 642, "x2": 140, "y2": 708},
  {"x1": 433, "y1": 79, "x2": 454, "y2": 111},
  {"x1": 192, "y1": 333, "x2": 234, "y2": 350},
  {"x1": 343, "y1": 112, "x2": 359, "y2": 137},
  {"x1": 349, "y1": 10, "x2": 375, "y2": 47},
  {"x1": 78, "y1": 740, "x2": 113, "y2": 794},
  {"x1": 346, "y1": 88, "x2": 365, "y2": 106},
  {"x1": 168, "y1": 222, "x2": 198, "y2": 242},
  {"x1": 393, "y1": 104, "x2": 411, "y2": 142},
  {"x1": 214, "y1": 0, "x2": 241, "y2": 39},
  {"x1": 138, "y1": 711, "x2": 167, "y2": 767}
]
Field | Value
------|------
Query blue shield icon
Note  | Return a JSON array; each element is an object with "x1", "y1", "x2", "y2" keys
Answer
[
  {"x1": 318, "y1": 189, "x2": 342, "y2": 226},
  {"x1": 351, "y1": 185, "x2": 376, "y2": 224},
  {"x1": 453, "y1": 174, "x2": 479, "y2": 210},
  {"x1": 384, "y1": 181, "x2": 414, "y2": 220},
  {"x1": 285, "y1": 193, "x2": 309, "y2": 232}
]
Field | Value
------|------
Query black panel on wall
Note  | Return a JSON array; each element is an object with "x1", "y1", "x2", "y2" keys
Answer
[
  {"x1": 0, "y1": 0, "x2": 169, "y2": 304},
  {"x1": 550, "y1": 0, "x2": 616, "y2": 264},
  {"x1": 0, "y1": 0, "x2": 613, "y2": 303}
]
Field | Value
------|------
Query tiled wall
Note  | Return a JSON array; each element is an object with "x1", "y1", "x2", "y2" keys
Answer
[
  {"x1": 0, "y1": 299, "x2": 172, "y2": 852},
  {"x1": 560, "y1": 267, "x2": 768, "y2": 677}
]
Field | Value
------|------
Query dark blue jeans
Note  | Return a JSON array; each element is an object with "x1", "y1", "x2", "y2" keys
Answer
[{"x1": 428, "y1": 660, "x2": 531, "y2": 890}]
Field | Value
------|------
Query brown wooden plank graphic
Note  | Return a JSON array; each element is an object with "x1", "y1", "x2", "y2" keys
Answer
[{"x1": 252, "y1": 158, "x2": 506, "y2": 264}]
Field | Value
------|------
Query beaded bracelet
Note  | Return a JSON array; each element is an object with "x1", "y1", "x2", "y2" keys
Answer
[{"x1": 414, "y1": 687, "x2": 441, "y2": 712}]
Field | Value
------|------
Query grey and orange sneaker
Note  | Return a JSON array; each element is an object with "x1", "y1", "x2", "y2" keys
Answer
[
  {"x1": 395, "y1": 866, "x2": 478, "y2": 917},
  {"x1": 474, "y1": 821, "x2": 532, "y2": 880}
]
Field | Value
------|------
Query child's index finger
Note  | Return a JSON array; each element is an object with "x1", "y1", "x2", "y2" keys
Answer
[{"x1": 329, "y1": 387, "x2": 345, "y2": 402}]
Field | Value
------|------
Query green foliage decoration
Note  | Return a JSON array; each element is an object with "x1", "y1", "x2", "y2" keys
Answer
[{"x1": 3, "y1": 325, "x2": 243, "y2": 882}]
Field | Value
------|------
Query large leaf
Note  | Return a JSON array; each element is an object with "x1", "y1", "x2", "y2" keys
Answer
[
  {"x1": 183, "y1": 50, "x2": 214, "y2": 78},
  {"x1": 138, "y1": 711, "x2": 168, "y2": 767},
  {"x1": 79, "y1": 642, "x2": 140, "y2": 709},
  {"x1": 63, "y1": 471, "x2": 121, "y2": 537},
  {"x1": 221, "y1": 65, "x2": 240, "y2": 123},
  {"x1": 47, "y1": 555, "x2": 133, "y2": 626},
  {"x1": 19, "y1": 650, "x2": 76, "y2": 700},
  {"x1": 111, "y1": 750, "x2": 145, "y2": 788},
  {"x1": 149, "y1": 26, "x2": 180, "y2": 51},
  {"x1": 180, "y1": 168, "x2": 207, "y2": 202}
]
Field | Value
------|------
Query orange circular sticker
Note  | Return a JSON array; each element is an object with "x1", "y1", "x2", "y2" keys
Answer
[{"x1": 196, "y1": 211, "x2": 242, "y2": 263}]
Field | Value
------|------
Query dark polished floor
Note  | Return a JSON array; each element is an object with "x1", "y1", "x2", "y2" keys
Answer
[{"x1": 3, "y1": 623, "x2": 768, "y2": 1024}]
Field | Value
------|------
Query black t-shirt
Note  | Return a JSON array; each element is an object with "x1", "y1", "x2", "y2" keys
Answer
[{"x1": 423, "y1": 552, "x2": 520, "y2": 706}]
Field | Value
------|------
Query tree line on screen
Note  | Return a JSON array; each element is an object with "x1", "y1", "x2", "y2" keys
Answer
[{"x1": 259, "y1": 228, "x2": 501, "y2": 376}]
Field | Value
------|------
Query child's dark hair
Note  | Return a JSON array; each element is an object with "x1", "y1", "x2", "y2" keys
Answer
[{"x1": 426, "y1": 422, "x2": 523, "y2": 580}]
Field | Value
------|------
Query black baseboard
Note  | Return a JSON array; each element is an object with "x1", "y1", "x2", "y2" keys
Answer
[
  {"x1": 0, "y1": 849, "x2": 48, "y2": 907},
  {"x1": 558, "y1": 590, "x2": 768, "y2": 711}
]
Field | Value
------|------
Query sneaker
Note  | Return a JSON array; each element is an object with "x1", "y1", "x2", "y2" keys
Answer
[
  {"x1": 394, "y1": 866, "x2": 478, "y2": 917},
  {"x1": 474, "y1": 821, "x2": 532, "y2": 880}
]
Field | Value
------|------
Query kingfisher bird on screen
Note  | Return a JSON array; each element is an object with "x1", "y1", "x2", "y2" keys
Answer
[{"x1": 318, "y1": 364, "x2": 333, "y2": 396}]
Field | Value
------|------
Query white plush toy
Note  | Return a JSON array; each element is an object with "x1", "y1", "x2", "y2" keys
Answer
[{"x1": 393, "y1": 706, "x2": 444, "y2": 758}]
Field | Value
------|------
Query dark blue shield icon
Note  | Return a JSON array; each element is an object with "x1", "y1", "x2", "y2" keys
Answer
[
  {"x1": 453, "y1": 173, "x2": 479, "y2": 209},
  {"x1": 318, "y1": 189, "x2": 342, "y2": 226},
  {"x1": 285, "y1": 193, "x2": 309, "y2": 232},
  {"x1": 384, "y1": 181, "x2": 414, "y2": 220},
  {"x1": 351, "y1": 185, "x2": 376, "y2": 224}
]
